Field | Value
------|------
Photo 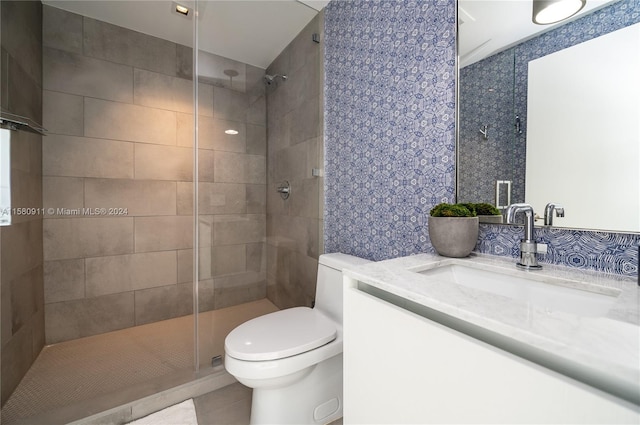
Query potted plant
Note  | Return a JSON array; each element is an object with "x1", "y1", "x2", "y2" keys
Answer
[
  {"x1": 473, "y1": 202, "x2": 503, "y2": 224},
  {"x1": 428, "y1": 203, "x2": 479, "y2": 258}
]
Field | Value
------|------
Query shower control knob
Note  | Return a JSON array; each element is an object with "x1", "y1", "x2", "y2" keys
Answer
[{"x1": 277, "y1": 181, "x2": 291, "y2": 199}]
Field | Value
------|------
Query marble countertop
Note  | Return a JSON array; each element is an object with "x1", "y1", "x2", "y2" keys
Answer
[{"x1": 343, "y1": 253, "x2": 640, "y2": 404}]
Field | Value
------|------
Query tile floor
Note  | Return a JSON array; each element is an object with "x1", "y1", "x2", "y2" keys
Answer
[
  {"x1": 194, "y1": 383, "x2": 252, "y2": 425},
  {"x1": 1, "y1": 299, "x2": 278, "y2": 424},
  {"x1": 193, "y1": 383, "x2": 344, "y2": 425}
]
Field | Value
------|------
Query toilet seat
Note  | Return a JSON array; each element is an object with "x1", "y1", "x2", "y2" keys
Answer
[{"x1": 225, "y1": 307, "x2": 337, "y2": 361}]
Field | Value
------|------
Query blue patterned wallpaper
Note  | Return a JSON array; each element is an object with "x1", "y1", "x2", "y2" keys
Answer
[
  {"x1": 324, "y1": 0, "x2": 456, "y2": 261},
  {"x1": 324, "y1": 0, "x2": 639, "y2": 276}
]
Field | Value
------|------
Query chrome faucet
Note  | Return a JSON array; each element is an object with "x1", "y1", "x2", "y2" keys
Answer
[
  {"x1": 504, "y1": 203, "x2": 542, "y2": 270},
  {"x1": 544, "y1": 203, "x2": 565, "y2": 226}
]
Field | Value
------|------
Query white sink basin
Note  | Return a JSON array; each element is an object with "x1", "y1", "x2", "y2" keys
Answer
[{"x1": 418, "y1": 262, "x2": 620, "y2": 317}]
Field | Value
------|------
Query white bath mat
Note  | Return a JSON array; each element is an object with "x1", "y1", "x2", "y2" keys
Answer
[{"x1": 127, "y1": 399, "x2": 198, "y2": 425}]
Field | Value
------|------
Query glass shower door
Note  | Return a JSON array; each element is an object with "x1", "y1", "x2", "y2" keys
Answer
[{"x1": 194, "y1": 1, "x2": 273, "y2": 372}]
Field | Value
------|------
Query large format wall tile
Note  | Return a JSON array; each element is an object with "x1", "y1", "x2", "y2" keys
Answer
[
  {"x1": 1, "y1": 0, "x2": 44, "y2": 405},
  {"x1": 134, "y1": 216, "x2": 193, "y2": 252},
  {"x1": 211, "y1": 245, "x2": 246, "y2": 277},
  {"x1": 246, "y1": 184, "x2": 266, "y2": 214},
  {"x1": 265, "y1": 13, "x2": 323, "y2": 310},
  {"x1": 214, "y1": 152, "x2": 265, "y2": 184},
  {"x1": 0, "y1": 0, "x2": 42, "y2": 84},
  {"x1": 44, "y1": 259, "x2": 85, "y2": 304},
  {"x1": 84, "y1": 179, "x2": 177, "y2": 216},
  {"x1": 1, "y1": 318, "x2": 39, "y2": 405},
  {"x1": 43, "y1": 218, "x2": 134, "y2": 261},
  {"x1": 246, "y1": 96, "x2": 266, "y2": 126},
  {"x1": 9, "y1": 266, "x2": 43, "y2": 336},
  {"x1": 43, "y1": 5, "x2": 82, "y2": 54},
  {"x1": 45, "y1": 292, "x2": 135, "y2": 343},
  {"x1": 212, "y1": 272, "x2": 266, "y2": 310},
  {"x1": 43, "y1": 47, "x2": 133, "y2": 103},
  {"x1": 290, "y1": 95, "x2": 320, "y2": 144},
  {"x1": 85, "y1": 251, "x2": 177, "y2": 297},
  {"x1": 177, "y1": 182, "x2": 247, "y2": 215},
  {"x1": 41, "y1": 7, "x2": 270, "y2": 343},
  {"x1": 1, "y1": 219, "x2": 43, "y2": 284},
  {"x1": 43, "y1": 90, "x2": 83, "y2": 136},
  {"x1": 134, "y1": 283, "x2": 192, "y2": 325},
  {"x1": 213, "y1": 215, "x2": 265, "y2": 246},
  {"x1": 213, "y1": 87, "x2": 249, "y2": 122},
  {"x1": 200, "y1": 117, "x2": 247, "y2": 152},
  {"x1": 134, "y1": 68, "x2": 192, "y2": 113},
  {"x1": 84, "y1": 98, "x2": 177, "y2": 145},
  {"x1": 43, "y1": 135, "x2": 134, "y2": 179},
  {"x1": 7, "y1": 48, "x2": 42, "y2": 123},
  {"x1": 42, "y1": 177, "x2": 84, "y2": 214},
  {"x1": 246, "y1": 124, "x2": 267, "y2": 156},
  {"x1": 83, "y1": 16, "x2": 177, "y2": 76},
  {"x1": 134, "y1": 144, "x2": 192, "y2": 181},
  {"x1": 176, "y1": 248, "x2": 214, "y2": 283}
]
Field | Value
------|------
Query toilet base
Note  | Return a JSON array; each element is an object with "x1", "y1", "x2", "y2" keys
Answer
[{"x1": 249, "y1": 354, "x2": 343, "y2": 425}]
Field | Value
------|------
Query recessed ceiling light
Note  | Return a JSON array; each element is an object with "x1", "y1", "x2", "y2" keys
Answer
[
  {"x1": 225, "y1": 129, "x2": 239, "y2": 135},
  {"x1": 175, "y1": 4, "x2": 189, "y2": 16}
]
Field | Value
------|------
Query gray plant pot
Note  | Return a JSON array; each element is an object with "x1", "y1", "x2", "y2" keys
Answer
[
  {"x1": 428, "y1": 216, "x2": 479, "y2": 258},
  {"x1": 478, "y1": 214, "x2": 503, "y2": 224}
]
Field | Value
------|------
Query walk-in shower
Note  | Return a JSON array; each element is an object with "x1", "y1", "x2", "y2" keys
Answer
[{"x1": 0, "y1": 0, "x2": 325, "y2": 422}]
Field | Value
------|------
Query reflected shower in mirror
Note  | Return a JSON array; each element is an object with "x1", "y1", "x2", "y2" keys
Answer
[
  {"x1": 0, "y1": 129, "x2": 10, "y2": 226},
  {"x1": 457, "y1": 0, "x2": 640, "y2": 233}
]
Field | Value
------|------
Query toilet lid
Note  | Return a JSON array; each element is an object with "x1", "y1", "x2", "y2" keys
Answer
[{"x1": 225, "y1": 307, "x2": 337, "y2": 361}]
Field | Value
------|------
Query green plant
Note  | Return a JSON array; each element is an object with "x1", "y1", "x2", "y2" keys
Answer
[
  {"x1": 458, "y1": 203, "x2": 477, "y2": 215},
  {"x1": 473, "y1": 203, "x2": 501, "y2": 216},
  {"x1": 430, "y1": 203, "x2": 476, "y2": 217}
]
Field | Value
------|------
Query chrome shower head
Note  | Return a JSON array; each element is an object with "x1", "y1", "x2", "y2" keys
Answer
[{"x1": 264, "y1": 74, "x2": 288, "y2": 85}]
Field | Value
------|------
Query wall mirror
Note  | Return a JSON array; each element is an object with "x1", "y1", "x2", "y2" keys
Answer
[{"x1": 456, "y1": 0, "x2": 640, "y2": 233}]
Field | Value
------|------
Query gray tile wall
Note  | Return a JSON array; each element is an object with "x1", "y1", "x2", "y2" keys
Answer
[
  {"x1": 0, "y1": 0, "x2": 44, "y2": 406},
  {"x1": 42, "y1": 6, "x2": 267, "y2": 344},
  {"x1": 266, "y1": 13, "x2": 324, "y2": 309}
]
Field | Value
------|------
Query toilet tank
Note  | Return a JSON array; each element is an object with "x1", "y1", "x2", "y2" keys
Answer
[{"x1": 315, "y1": 253, "x2": 371, "y2": 323}]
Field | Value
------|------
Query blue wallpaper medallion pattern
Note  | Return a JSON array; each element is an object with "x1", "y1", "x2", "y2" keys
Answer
[{"x1": 324, "y1": 0, "x2": 457, "y2": 261}]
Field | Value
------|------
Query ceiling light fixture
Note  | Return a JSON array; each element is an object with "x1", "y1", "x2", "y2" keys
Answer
[
  {"x1": 532, "y1": 0, "x2": 586, "y2": 25},
  {"x1": 225, "y1": 129, "x2": 239, "y2": 135},
  {"x1": 175, "y1": 4, "x2": 189, "y2": 16}
]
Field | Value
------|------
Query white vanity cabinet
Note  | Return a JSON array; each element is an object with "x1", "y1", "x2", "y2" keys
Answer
[{"x1": 343, "y1": 281, "x2": 640, "y2": 424}]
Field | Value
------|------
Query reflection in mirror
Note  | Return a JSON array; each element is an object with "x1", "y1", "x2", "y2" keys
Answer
[
  {"x1": 0, "y1": 129, "x2": 10, "y2": 226},
  {"x1": 526, "y1": 23, "x2": 640, "y2": 232},
  {"x1": 457, "y1": 0, "x2": 640, "y2": 233}
]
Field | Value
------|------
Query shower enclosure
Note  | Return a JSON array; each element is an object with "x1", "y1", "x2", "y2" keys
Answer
[{"x1": 0, "y1": 1, "x2": 324, "y2": 423}]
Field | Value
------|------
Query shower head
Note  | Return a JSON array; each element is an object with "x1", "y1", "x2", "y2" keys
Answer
[{"x1": 264, "y1": 74, "x2": 288, "y2": 85}]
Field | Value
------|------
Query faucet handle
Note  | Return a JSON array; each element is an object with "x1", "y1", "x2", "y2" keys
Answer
[{"x1": 544, "y1": 203, "x2": 565, "y2": 226}]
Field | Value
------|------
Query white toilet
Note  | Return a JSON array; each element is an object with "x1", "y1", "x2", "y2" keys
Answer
[{"x1": 224, "y1": 253, "x2": 371, "y2": 425}]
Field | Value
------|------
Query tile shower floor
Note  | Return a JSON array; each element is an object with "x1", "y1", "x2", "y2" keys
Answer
[{"x1": 1, "y1": 299, "x2": 278, "y2": 424}]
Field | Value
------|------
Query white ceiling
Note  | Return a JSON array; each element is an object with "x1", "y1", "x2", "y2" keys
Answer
[
  {"x1": 43, "y1": 0, "x2": 330, "y2": 69},
  {"x1": 459, "y1": 0, "x2": 618, "y2": 68},
  {"x1": 44, "y1": 0, "x2": 617, "y2": 71}
]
